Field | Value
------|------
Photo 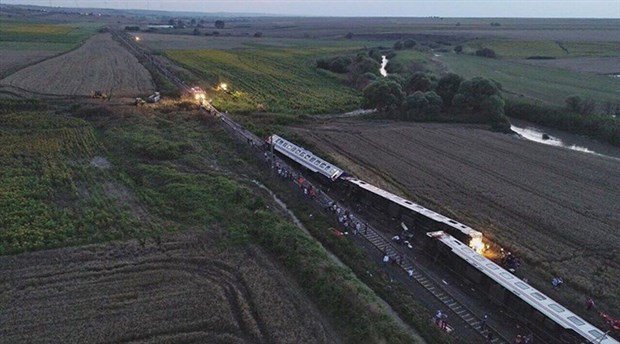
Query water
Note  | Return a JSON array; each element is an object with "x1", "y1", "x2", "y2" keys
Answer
[
  {"x1": 510, "y1": 119, "x2": 620, "y2": 160},
  {"x1": 380, "y1": 55, "x2": 388, "y2": 77}
]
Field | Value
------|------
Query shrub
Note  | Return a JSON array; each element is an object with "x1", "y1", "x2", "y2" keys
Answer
[
  {"x1": 214, "y1": 20, "x2": 225, "y2": 29},
  {"x1": 475, "y1": 48, "x2": 497, "y2": 58},
  {"x1": 393, "y1": 40, "x2": 403, "y2": 50},
  {"x1": 403, "y1": 39, "x2": 416, "y2": 48}
]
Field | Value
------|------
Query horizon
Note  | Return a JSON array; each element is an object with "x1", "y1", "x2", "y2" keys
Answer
[{"x1": 2, "y1": 0, "x2": 620, "y2": 18}]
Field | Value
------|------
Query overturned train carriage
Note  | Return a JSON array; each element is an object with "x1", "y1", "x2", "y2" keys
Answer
[
  {"x1": 343, "y1": 177, "x2": 483, "y2": 246},
  {"x1": 427, "y1": 231, "x2": 618, "y2": 344},
  {"x1": 269, "y1": 135, "x2": 344, "y2": 181}
]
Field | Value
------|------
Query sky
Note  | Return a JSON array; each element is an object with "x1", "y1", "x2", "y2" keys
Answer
[{"x1": 3, "y1": 0, "x2": 620, "y2": 18}]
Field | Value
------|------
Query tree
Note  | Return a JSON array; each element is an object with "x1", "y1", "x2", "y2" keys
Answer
[
  {"x1": 190, "y1": 18, "x2": 197, "y2": 26},
  {"x1": 192, "y1": 28, "x2": 200, "y2": 35},
  {"x1": 402, "y1": 91, "x2": 443, "y2": 120},
  {"x1": 405, "y1": 72, "x2": 435, "y2": 93},
  {"x1": 254, "y1": 32, "x2": 263, "y2": 38},
  {"x1": 168, "y1": 18, "x2": 175, "y2": 26},
  {"x1": 475, "y1": 48, "x2": 497, "y2": 58},
  {"x1": 393, "y1": 40, "x2": 403, "y2": 50},
  {"x1": 345, "y1": 32, "x2": 354, "y2": 39},
  {"x1": 436, "y1": 73, "x2": 464, "y2": 108},
  {"x1": 452, "y1": 77, "x2": 508, "y2": 128},
  {"x1": 403, "y1": 39, "x2": 416, "y2": 48},
  {"x1": 454, "y1": 45, "x2": 463, "y2": 54},
  {"x1": 362, "y1": 80, "x2": 405, "y2": 113},
  {"x1": 215, "y1": 20, "x2": 225, "y2": 29},
  {"x1": 351, "y1": 55, "x2": 381, "y2": 75}
]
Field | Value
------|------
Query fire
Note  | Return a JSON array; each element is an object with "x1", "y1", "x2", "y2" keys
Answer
[
  {"x1": 135, "y1": 36, "x2": 141, "y2": 42},
  {"x1": 469, "y1": 236, "x2": 486, "y2": 255},
  {"x1": 218, "y1": 83, "x2": 228, "y2": 91}
]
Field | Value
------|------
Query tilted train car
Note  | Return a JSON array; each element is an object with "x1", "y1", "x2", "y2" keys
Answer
[
  {"x1": 268, "y1": 134, "x2": 344, "y2": 181},
  {"x1": 426, "y1": 231, "x2": 618, "y2": 344},
  {"x1": 343, "y1": 177, "x2": 484, "y2": 248}
]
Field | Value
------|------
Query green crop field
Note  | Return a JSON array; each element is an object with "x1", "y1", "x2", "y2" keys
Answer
[
  {"x1": 0, "y1": 20, "x2": 99, "y2": 45},
  {"x1": 463, "y1": 39, "x2": 620, "y2": 58},
  {"x1": 166, "y1": 47, "x2": 362, "y2": 114},
  {"x1": 0, "y1": 112, "x2": 147, "y2": 254},
  {"x1": 440, "y1": 53, "x2": 620, "y2": 105}
]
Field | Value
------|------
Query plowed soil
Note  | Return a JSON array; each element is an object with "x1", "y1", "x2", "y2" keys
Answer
[
  {"x1": 293, "y1": 120, "x2": 620, "y2": 312},
  {"x1": 0, "y1": 231, "x2": 339, "y2": 344},
  {"x1": 0, "y1": 34, "x2": 154, "y2": 96}
]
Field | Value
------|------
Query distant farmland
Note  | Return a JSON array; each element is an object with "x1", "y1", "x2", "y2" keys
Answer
[{"x1": 439, "y1": 53, "x2": 620, "y2": 105}]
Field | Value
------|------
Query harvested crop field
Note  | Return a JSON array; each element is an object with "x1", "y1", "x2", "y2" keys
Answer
[
  {"x1": 293, "y1": 121, "x2": 620, "y2": 312},
  {"x1": 0, "y1": 231, "x2": 339, "y2": 344},
  {"x1": 0, "y1": 33, "x2": 154, "y2": 96}
]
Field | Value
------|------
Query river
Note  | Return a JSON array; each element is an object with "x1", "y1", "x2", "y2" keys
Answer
[
  {"x1": 510, "y1": 119, "x2": 620, "y2": 160},
  {"x1": 380, "y1": 55, "x2": 388, "y2": 77}
]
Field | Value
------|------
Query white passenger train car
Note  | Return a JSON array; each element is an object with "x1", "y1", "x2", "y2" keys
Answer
[
  {"x1": 269, "y1": 135, "x2": 344, "y2": 181},
  {"x1": 345, "y1": 177, "x2": 484, "y2": 245},
  {"x1": 428, "y1": 231, "x2": 618, "y2": 344}
]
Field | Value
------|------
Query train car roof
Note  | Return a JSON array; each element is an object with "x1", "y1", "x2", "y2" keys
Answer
[
  {"x1": 428, "y1": 231, "x2": 618, "y2": 344},
  {"x1": 345, "y1": 177, "x2": 482, "y2": 239},
  {"x1": 270, "y1": 135, "x2": 344, "y2": 181}
]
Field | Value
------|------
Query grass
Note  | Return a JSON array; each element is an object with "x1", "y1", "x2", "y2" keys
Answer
[
  {"x1": 166, "y1": 47, "x2": 362, "y2": 114},
  {"x1": 463, "y1": 39, "x2": 620, "y2": 58},
  {"x1": 440, "y1": 53, "x2": 620, "y2": 106}
]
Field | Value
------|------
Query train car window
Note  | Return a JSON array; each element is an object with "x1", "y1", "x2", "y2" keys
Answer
[
  {"x1": 487, "y1": 264, "x2": 499, "y2": 270},
  {"x1": 589, "y1": 329, "x2": 604, "y2": 339},
  {"x1": 531, "y1": 292, "x2": 546, "y2": 301},
  {"x1": 515, "y1": 281, "x2": 529, "y2": 289},
  {"x1": 567, "y1": 316, "x2": 585, "y2": 326},
  {"x1": 500, "y1": 272, "x2": 514, "y2": 279},
  {"x1": 448, "y1": 220, "x2": 457, "y2": 224},
  {"x1": 548, "y1": 304, "x2": 565, "y2": 312},
  {"x1": 404, "y1": 201, "x2": 412, "y2": 205}
]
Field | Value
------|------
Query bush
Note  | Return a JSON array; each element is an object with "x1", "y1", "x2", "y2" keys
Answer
[
  {"x1": 454, "y1": 45, "x2": 463, "y2": 54},
  {"x1": 214, "y1": 20, "x2": 225, "y2": 29},
  {"x1": 475, "y1": 48, "x2": 497, "y2": 58},
  {"x1": 393, "y1": 40, "x2": 403, "y2": 50},
  {"x1": 316, "y1": 56, "x2": 352, "y2": 74},
  {"x1": 403, "y1": 39, "x2": 416, "y2": 48}
]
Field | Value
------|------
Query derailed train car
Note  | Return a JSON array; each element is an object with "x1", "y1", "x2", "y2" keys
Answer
[
  {"x1": 343, "y1": 177, "x2": 485, "y2": 250},
  {"x1": 426, "y1": 231, "x2": 618, "y2": 344}
]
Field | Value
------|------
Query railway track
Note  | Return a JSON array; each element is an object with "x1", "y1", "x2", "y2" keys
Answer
[{"x1": 116, "y1": 29, "x2": 511, "y2": 343}]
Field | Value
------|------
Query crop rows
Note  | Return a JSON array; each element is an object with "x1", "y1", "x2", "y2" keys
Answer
[
  {"x1": 0, "y1": 112, "x2": 145, "y2": 254},
  {"x1": 166, "y1": 47, "x2": 361, "y2": 114}
]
